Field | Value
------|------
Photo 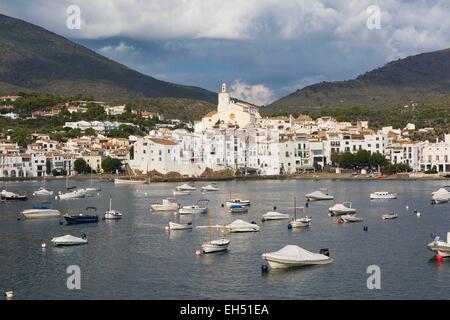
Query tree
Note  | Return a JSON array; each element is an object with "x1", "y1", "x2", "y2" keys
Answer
[
  {"x1": 354, "y1": 149, "x2": 371, "y2": 168},
  {"x1": 339, "y1": 152, "x2": 355, "y2": 169},
  {"x1": 46, "y1": 159, "x2": 52, "y2": 175},
  {"x1": 129, "y1": 145, "x2": 134, "y2": 160},
  {"x1": 11, "y1": 129, "x2": 31, "y2": 148},
  {"x1": 101, "y1": 157, "x2": 122, "y2": 173},
  {"x1": 74, "y1": 158, "x2": 91, "y2": 174},
  {"x1": 84, "y1": 128, "x2": 96, "y2": 136},
  {"x1": 370, "y1": 152, "x2": 389, "y2": 169}
]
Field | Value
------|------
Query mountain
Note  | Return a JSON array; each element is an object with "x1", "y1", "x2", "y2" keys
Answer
[
  {"x1": 267, "y1": 48, "x2": 450, "y2": 114},
  {"x1": 0, "y1": 14, "x2": 216, "y2": 103}
]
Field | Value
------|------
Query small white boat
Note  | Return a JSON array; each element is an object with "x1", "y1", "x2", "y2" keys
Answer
[
  {"x1": 104, "y1": 195, "x2": 122, "y2": 220},
  {"x1": 86, "y1": 186, "x2": 102, "y2": 193},
  {"x1": 22, "y1": 204, "x2": 61, "y2": 219},
  {"x1": 289, "y1": 216, "x2": 312, "y2": 228},
  {"x1": 328, "y1": 201, "x2": 356, "y2": 216},
  {"x1": 173, "y1": 189, "x2": 191, "y2": 196},
  {"x1": 226, "y1": 198, "x2": 251, "y2": 207},
  {"x1": 200, "y1": 184, "x2": 220, "y2": 192},
  {"x1": 228, "y1": 205, "x2": 248, "y2": 214},
  {"x1": 370, "y1": 191, "x2": 397, "y2": 199},
  {"x1": 150, "y1": 198, "x2": 179, "y2": 211},
  {"x1": 1, "y1": 189, "x2": 27, "y2": 200},
  {"x1": 431, "y1": 188, "x2": 450, "y2": 204},
  {"x1": 51, "y1": 234, "x2": 88, "y2": 246},
  {"x1": 168, "y1": 221, "x2": 193, "y2": 230},
  {"x1": 202, "y1": 238, "x2": 230, "y2": 253},
  {"x1": 382, "y1": 212, "x2": 398, "y2": 220},
  {"x1": 114, "y1": 178, "x2": 147, "y2": 185},
  {"x1": 178, "y1": 200, "x2": 209, "y2": 214},
  {"x1": 57, "y1": 188, "x2": 86, "y2": 200},
  {"x1": 175, "y1": 183, "x2": 196, "y2": 191},
  {"x1": 33, "y1": 187, "x2": 54, "y2": 196},
  {"x1": 340, "y1": 214, "x2": 363, "y2": 223},
  {"x1": 305, "y1": 190, "x2": 334, "y2": 201},
  {"x1": 427, "y1": 233, "x2": 450, "y2": 257},
  {"x1": 225, "y1": 219, "x2": 260, "y2": 233},
  {"x1": 262, "y1": 211, "x2": 289, "y2": 222},
  {"x1": 262, "y1": 245, "x2": 333, "y2": 269}
]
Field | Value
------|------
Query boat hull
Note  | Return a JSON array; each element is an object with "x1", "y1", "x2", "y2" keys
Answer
[
  {"x1": 151, "y1": 204, "x2": 179, "y2": 211},
  {"x1": 178, "y1": 207, "x2": 207, "y2": 214},
  {"x1": 114, "y1": 179, "x2": 147, "y2": 185},
  {"x1": 263, "y1": 256, "x2": 333, "y2": 269},
  {"x1": 22, "y1": 209, "x2": 61, "y2": 219},
  {"x1": 201, "y1": 239, "x2": 230, "y2": 253},
  {"x1": 64, "y1": 215, "x2": 99, "y2": 225}
]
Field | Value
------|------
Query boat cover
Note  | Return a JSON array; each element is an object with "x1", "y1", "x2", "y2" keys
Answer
[
  {"x1": 306, "y1": 191, "x2": 332, "y2": 198},
  {"x1": 264, "y1": 245, "x2": 328, "y2": 262},
  {"x1": 51, "y1": 234, "x2": 86, "y2": 243},
  {"x1": 227, "y1": 219, "x2": 257, "y2": 229}
]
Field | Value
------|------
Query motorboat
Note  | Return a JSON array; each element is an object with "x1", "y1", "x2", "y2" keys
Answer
[
  {"x1": 226, "y1": 198, "x2": 251, "y2": 207},
  {"x1": 175, "y1": 183, "x2": 196, "y2": 191},
  {"x1": 262, "y1": 211, "x2": 289, "y2": 222},
  {"x1": 382, "y1": 212, "x2": 398, "y2": 220},
  {"x1": 33, "y1": 187, "x2": 54, "y2": 196},
  {"x1": 431, "y1": 188, "x2": 450, "y2": 204},
  {"x1": 22, "y1": 203, "x2": 61, "y2": 219},
  {"x1": 225, "y1": 219, "x2": 260, "y2": 233},
  {"x1": 201, "y1": 238, "x2": 230, "y2": 253},
  {"x1": 1, "y1": 189, "x2": 27, "y2": 201},
  {"x1": 228, "y1": 204, "x2": 248, "y2": 214},
  {"x1": 64, "y1": 207, "x2": 99, "y2": 225},
  {"x1": 168, "y1": 221, "x2": 193, "y2": 230},
  {"x1": 427, "y1": 233, "x2": 450, "y2": 257},
  {"x1": 305, "y1": 190, "x2": 334, "y2": 201},
  {"x1": 173, "y1": 189, "x2": 190, "y2": 196},
  {"x1": 328, "y1": 201, "x2": 356, "y2": 216},
  {"x1": 339, "y1": 214, "x2": 363, "y2": 223},
  {"x1": 150, "y1": 198, "x2": 179, "y2": 211},
  {"x1": 178, "y1": 200, "x2": 209, "y2": 214},
  {"x1": 104, "y1": 195, "x2": 122, "y2": 220},
  {"x1": 262, "y1": 245, "x2": 333, "y2": 269},
  {"x1": 57, "y1": 187, "x2": 86, "y2": 200},
  {"x1": 200, "y1": 184, "x2": 220, "y2": 192},
  {"x1": 370, "y1": 191, "x2": 397, "y2": 199},
  {"x1": 114, "y1": 178, "x2": 147, "y2": 185},
  {"x1": 51, "y1": 234, "x2": 88, "y2": 246}
]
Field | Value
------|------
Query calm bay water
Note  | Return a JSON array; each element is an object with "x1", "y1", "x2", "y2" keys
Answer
[{"x1": 0, "y1": 178, "x2": 449, "y2": 299}]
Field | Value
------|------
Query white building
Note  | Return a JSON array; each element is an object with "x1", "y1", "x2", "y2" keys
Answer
[{"x1": 419, "y1": 135, "x2": 450, "y2": 173}]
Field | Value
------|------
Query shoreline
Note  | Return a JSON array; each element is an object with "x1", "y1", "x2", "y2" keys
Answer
[{"x1": 0, "y1": 172, "x2": 448, "y2": 183}]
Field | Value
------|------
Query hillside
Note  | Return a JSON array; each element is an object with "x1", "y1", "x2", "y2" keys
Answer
[
  {"x1": 0, "y1": 14, "x2": 216, "y2": 103},
  {"x1": 267, "y1": 48, "x2": 450, "y2": 114}
]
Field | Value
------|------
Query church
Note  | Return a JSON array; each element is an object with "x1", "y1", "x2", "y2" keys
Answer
[{"x1": 195, "y1": 83, "x2": 261, "y2": 132}]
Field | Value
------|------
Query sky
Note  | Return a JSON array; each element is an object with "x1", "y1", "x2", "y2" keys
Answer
[{"x1": 2, "y1": 0, "x2": 450, "y2": 105}]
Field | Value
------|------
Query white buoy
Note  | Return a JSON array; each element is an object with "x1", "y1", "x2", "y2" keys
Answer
[
  {"x1": 5, "y1": 291, "x2": 13, "y2": 299},
  {"x1": 145, "y1": 192, "x2": 148, "y2": 196},
  {"x1": 41, "y1": 243, "x2": 46, "y2": 249},
  {"x1": 406, "y1": 206, "x2": 409, "y2": 210},
  {"x1": 165, "y1": 225, "x2": 169, "y2": 231},
  {"x1": 195, "y1": 250, "x2": 202, "y2": 256},
  {"x1": 417, "y1": 212, "x2": 421, "y2": 217}
]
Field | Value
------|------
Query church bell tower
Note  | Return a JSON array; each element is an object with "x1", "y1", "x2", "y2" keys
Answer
[{"x1": 218, "y1": 82, "x2": 230, "y2": 113}]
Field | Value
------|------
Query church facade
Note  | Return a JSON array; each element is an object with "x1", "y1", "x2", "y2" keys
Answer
[{"x1": 195, "y1": 83, "x2": 261, "y2": 132}]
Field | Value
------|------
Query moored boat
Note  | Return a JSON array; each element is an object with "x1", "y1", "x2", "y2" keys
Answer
[
  {"x1": 33, "y1": 187, "x2": 54, "y2": 196},
  {"x1": 51, "y1": 234, "x2": 88, "y2": 246},
  {"x1": 305, "y1": 190, "x2": 334, "y2": 201},
  {"x1": 225, "y1": 219, "x2": 260, "y2": 233},
  {"x1": 431, "y1": 188, "x2": 450, "y2": 204},
  {"x1": 175, "y1": 183, "x2": 196, "y2": 191},
  {"x1": 22, "y1": 203, "x2": 61, "y2": 219},
  {"x1": 202, "y1": 238, "x2": 230, "y2": 253},
  {"x1": 150, "y1": 198, "x2": 179, "y2": 211},
  {"x1": 382, "y1": 212, "x2": 398, "y2": 220},
  {"x1": 114, "y1": 178, "x2": 147, "y2": 185},
  {"x1": 173, "y1": 189, "x2": 191, "y2": 196},
  {"x1": 427, "y1": 233, "x2": 450, "y2": 258},
  {"x1": 1, "y1": 189, "x2": 27, "y2": 201},
  {"x1": 168, "y1": 221, "x2": 193, "y2": 230},
  {"x1": 262, "y1": 211, "x2": 289, "y2": 222},
  {"x1": 200, "y1": 183, "x2": 220, "y2": 192},
  {"x1": 57, "y1": 187, "x2": 86, "y2": 200},
  {"x1": 370, "y1": 191, "x2": 397, "y2": 199},
  {"x1": 64, "y1": 207, "x2": 99, "y2": 224},
  {"x1": 104, "y1": 195, "x2": 122, "y2": 220},
  {"x1": 228, "y1": 204, "x2": 248, "y2": 214},
  {"x1": 178, "y1": 200, "x2": 209, "y2": 214},
  {"x1": 262, "y1": 245, "x2": 333, "y2": 269},
  {"x1": 340, "y1": 214, "x2": 363, "y2": 223},
  {"x1": 328, "y1": 201, "x2": 356, "y2": 216}
]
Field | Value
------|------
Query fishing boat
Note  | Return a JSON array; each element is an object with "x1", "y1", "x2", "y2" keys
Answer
[
  {"x1": 22, "y1": 203, "x2": 61, "y2": 219},
  {"x1": 382, "y1": 212, "x2": 398, "y2": 220},
  {"x1": 225, "y1": 219, "x2": 260, "y2": 233},
  {"x1": 262, "y1": 211, "x2": 290, "y2": 222},
  {"x1": 262, "y1": 245, "x2": 333, "y2": 269},
  {"x1": 51, "y1": 234, "x2": 88, "y2": 246},
  {"x1": 305, "y1": 190, "x2": 334, "y2": 201},
  {"x1": 104, "y1": 195, "x2": 123, "y2": 220},
  {"x1": 178, "y1": 200, "x2": 209, "y2": 214},
  {"x1": 200, "y1": 209, "x2": 230, "y2": 254},
  {"x1": 288, "y1": 198, "x2": 311, "y2": 228},
  {"x1": 370, "y1": 191, "x2": 397, "y2": 199},
  {"x1": 1, "y1": 189, "x2": 27, "y2": 201},
  {"x1": 150, "y1": 198, "x2": 179, "y2": 211},
  {"x1": 173, "y1": 189, "x2": 190, "y2": 196},
  {"x1": 328, "y1": 201, "x2": 356, "y2": 216},
  {"x1": 340, "y1": 214, "x2": 363, "y2": 223},
  {"x1": 64, "y1": 207, "x2": 99, "y2": 224},
  {"x1": 427, "y1": 233, "x2": 450, "y2": 258},
  {"x1": 228, "y1": 204, "x2": 248, "y2": 214},
  {"x1": 200, "y1": 183, "x2": 220, "y2": 192},
  {"x1": 168, "y1": 221, "x2": 193, "y2": 230},
  {"x1": 175, "y1": 183, "x2": 196, "y2": 191},
  {"x1": 431, "y1": 188, "x2": 450, "y2": 204}
]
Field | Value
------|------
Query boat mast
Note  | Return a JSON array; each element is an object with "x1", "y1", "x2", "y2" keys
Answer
[
  {"x1": 294, "y1": 197, "x2": 297, "y2": 220},
  {"x1": 109, "y1": 194, "x2": 112, "y2": 211}
]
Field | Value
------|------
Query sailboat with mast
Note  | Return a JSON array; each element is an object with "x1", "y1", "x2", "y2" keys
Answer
[
  {"x1": 33, "y1": 175, "x2": 53, "y2": 196},
  {"x1": 86, "y1": 171, "x2": 102, "y2": 193},
  {"x1": 57, "y1": 176, "x2": 86, "y2": 200},
  {"x1": 1, "y1": 181, "x2": 28, "y2": 201},
  {"x1": 104, "y1": 194, "x2": 123, "y2": 219},
  {"x1": 198, "y1": 209, "x2": 230, "y2": 254},
  {"x1": 288, "y1": 197, "x2": 311, "y2": 228}
]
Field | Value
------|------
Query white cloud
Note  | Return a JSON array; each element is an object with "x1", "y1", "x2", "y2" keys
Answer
[
  {"x1": 100, "y1": 41, "x2": 134, "y2": 54},
  {"x1": 230, "y1": 80, "x2": 275, "y2": 106}
]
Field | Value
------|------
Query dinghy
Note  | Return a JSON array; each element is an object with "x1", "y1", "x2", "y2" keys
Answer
[
  {"x1": 168, "y1": 221, "x2": 193, "y2": 230},
  {"x1": 51, "y1": 234, "x2": 88, "y2": 246},
  {"x1": 262, "y1": 211, "x2": 289, "y2": 222},
  {"x1": 431, "y1": 188, "x2": 450, "y2": 204},
  {"x1": 22, "y1": 203, "x2": 61, "y2": 219},
  {"x1": 340, "y1": 214, "x2": 363, "y2": 223},
  {"x1": 328, "y1": 201, "x2": 356, "y2": 216},
  {"x1": 262, "y1": 245, "x2": 333, "y2": 269},
  {"x1": 150, "y1": 198, "x2": 179, "y2": 211},
  {"x1": 427, "y1": 233, "x2": 450, "y2": 257},
  {"x1": 370, "y1": 191, "x2": 397, "y2": 199},
  {"x1": 225, "y1": 219, "x2": 260, "y2": 233},
  {"x1": 202, "y1": 238, "x2": 230, "y2": 253},
  {"x1": 382, "y1": 212, "x2": 398, "y2": 220},
  {"x1": 305, "y1": 190, "x2": 334, "y2": 201}
]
